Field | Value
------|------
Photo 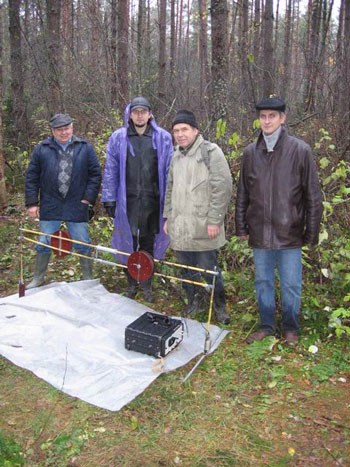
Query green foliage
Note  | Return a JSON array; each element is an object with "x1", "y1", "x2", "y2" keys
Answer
[
  {"x1": 0, "y1": 431, "x2": 25, "y2": 466},
  {"x1": 244, "y1": 336, "x2": 279, "y2": 361},
  {"x1": 247, "y1": 53, "x2": 255, "y2": 63},
  {"x1": 215, "y1": 118, "x2": 227, "y2": 140},
  {"x1": 329, "y1": 307, "x2": 350, "y2": 337},
  {"x1": 40, "y1": 428, "x2": 93, "y2": 465},
  {"x1": 253, "y1": 118, "x2": 261, "y2": 130},
  {"x1": 4, "y1": 144, "x2": 30, "y2": 189}
]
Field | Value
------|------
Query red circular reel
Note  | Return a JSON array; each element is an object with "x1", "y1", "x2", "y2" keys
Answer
[
  {"x1": 127, "y1": 251, "x2": 154, "y2": 281},
  {"x1": 50, "y1": 230, "x2": 72, "y2": 257}
]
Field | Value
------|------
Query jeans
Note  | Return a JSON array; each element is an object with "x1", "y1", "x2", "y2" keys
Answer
[
  {"x1": 253, "y1": 248, "x2": 302, "y2": 333},
  {"x1": 36, "y1": 220, "x2": 91, "y2": 255},
  {"x1": 175, "y1": 250, "x2": 226, "y2": 306}
]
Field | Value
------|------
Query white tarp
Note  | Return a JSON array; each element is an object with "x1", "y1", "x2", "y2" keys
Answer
[{"x1": 0, "y1": 280, "x2": 228, "y2": 411}]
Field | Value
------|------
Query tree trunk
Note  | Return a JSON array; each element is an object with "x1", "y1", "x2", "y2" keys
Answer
[
  {"x1": 304, "y1": 0, "x2": 322, "y2": 111},
  {"x1": 8, "y1": 0, "x2": 26, "y2": 140},
  {"x1": 110, "y1": 0, "x2": 118, "y2": 106},
  {"x1": 158, "y1": 0, "x2": 167, "y2": 111},
  {"x1": 170, "y1": 0, "x2": 176, "y2": 78},
  {"x1": 340, "y1": 0, "x2": 350, "y2": 140},
  {"x1": 61, "y1": 0, "x2": 74, "y2": 105},
  {"x1": 118, "y1": 0, "x2": 129, "y2": 104},
  {"x1": 281, "y1": 0, "x2": 292, "y2": 98},
  {"x1": 210, "y1": 0, "x2": 229, "y2": 124},
  {"x1": 262, "y1": 0, "x2": 274, "y2": 96},
  {"x1": 198, "y1": 0, "x2": 209, "y2": 117},
  {"x1": 46, "y1": 0, "x2": 62, "y2": 112},
  {"x1": 144, "y1": 0, "x2": 151, "y2": 77},
  {"x1": 177, "y1": 0, "x2": 183, "y2": 62},
  {"x1": 0, "y1": 1, "x2": 8, "y2": 209},
  {"x1": 253, "y1": 0, "x2": 261, "y2": 74},
  {"x1": 137, "y1": 0, "x2": 145, "y2": 92}
]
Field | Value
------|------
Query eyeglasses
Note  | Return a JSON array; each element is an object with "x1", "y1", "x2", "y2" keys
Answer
[{"x1": 131, "y1": 109, "x2": 149, "y2": 116}]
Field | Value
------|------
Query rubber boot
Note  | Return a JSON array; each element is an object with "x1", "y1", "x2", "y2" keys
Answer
[
  {"x1": 214, "y1": 299, "x2": 230, "y2": 325},
  {"x1": 127, "y1": 273, "x2": 138, "y2": 299},
  {"x1": 141, "y1": 278, "x2": 154, "y2": 303},
  {"x1": 79, "y1": 257, "x2": 93, "y2": 280},
  {"x1": 185, "y1": 288, "x2": 201, "y2": 315},
  {"x1": 27, "y1": 253, "x2": 51, "y2": 289}
]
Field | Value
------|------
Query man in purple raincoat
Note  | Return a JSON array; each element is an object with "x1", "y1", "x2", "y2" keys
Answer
[{"x1": 101, "y1": 97, "x2": 173, "y2": 301}]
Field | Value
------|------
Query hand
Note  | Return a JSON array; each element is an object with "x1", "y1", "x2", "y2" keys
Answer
[
  {"x1": 27, "y1": 206, "x2": 39, "y2": 219},
  {"x1": 103, "y1": 202, "x2": 116, "y2": 218},
  {"x1": 81, "y1": 199, "x2": 89, "y2": 204},
  {"x1": 88, "y1": 205, "x2": 95, "y2": 220},
  {"x1": 163, "y1": 220, "x2": 168, "y2": 235},
  {"x1": 207, "y1": 224, "x2": 220, "y2": 239},
  {"x1": 239, "y1": 235, "x2": 249, "y2": 241}
]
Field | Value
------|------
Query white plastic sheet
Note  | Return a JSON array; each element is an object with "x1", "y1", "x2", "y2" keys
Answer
[{"x1": 0, "y1": 280, "x2": 228, "y2": 411}]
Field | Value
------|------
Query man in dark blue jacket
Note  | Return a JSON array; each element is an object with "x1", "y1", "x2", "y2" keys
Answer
[{"x1": 25, "y1": 113, "x2": 101, "y2": 288}]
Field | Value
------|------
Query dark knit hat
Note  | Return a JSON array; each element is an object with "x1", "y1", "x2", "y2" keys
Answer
[
  {"x1": 130, "y1": 96, "x2": 152, "y2": 111},
  {"x1": 172, "y1": 110, "x2": 198, "y2": 129},
  {"x1": 49, "y1": 113, "x2": 73, "y2": 128},
  {"x1": 256, "y1": 97, "x2": 286, "y2": 112}
]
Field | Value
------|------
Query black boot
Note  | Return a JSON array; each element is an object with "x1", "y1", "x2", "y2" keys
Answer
[
  {"x1": 27, "y1": 253, "x2": 51, "y2": 289},
  {"x1": 214, "y1": 293, "x2": 230, "y2": 324},
  {"x1": 141, "y1": 278, "x2": 154, "y2": 303},
  {"x1": 127, "y1": 273, "x2": 138, "y2": 299}
]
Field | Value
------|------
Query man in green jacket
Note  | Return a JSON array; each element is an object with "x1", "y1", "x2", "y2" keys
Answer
[{"x1": 163, "y1": 110, "x2": 232, "y2": 324}]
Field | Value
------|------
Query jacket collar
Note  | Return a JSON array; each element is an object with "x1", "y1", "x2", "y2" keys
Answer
[{"x1": 257, "y1": 126, "x2": 287, "y2": 152}]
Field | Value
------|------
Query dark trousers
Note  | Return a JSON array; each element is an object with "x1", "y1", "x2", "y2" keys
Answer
[
  {"x1": 174, "y1": 250, "x2": 226, "y2": 306},
  {"x1": 132, "y1": 234, "x2": 155, "y2": 256}
]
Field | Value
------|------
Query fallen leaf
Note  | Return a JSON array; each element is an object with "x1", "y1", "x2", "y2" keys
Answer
[
  {"x1": 288, "y1": 447, "x2": 295, "y2": 456},
  {"x1": 271, "y1": 356, "x2": 282, "y2": 362},
  {"x1": 93, "y1": 427, "x2": 106, "y2": 433},
  {"x1": 308, "y1": 345, "x2": 318, "y2": 354},
  {"x1": 131, "y1": 415, "x2": 138, "y2": 430}
]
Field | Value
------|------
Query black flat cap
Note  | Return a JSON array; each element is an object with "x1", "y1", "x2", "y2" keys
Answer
[
  {"x1": 49, "y1": 113, "x2": 73, "y2": 128},
  {"x1": 256, "y1": 97, "x2": 286, "y2": 112},
  {"x1": 130, "y1": 96, "x2": 152, "y2": 110},
  {"x1": 172, "y1": 109, "x2": 198, "y2": 129}
]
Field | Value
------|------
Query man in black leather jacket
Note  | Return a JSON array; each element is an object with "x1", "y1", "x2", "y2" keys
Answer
[{"x1": 235, "y1": 97, "x2": 323, "y2": 345}]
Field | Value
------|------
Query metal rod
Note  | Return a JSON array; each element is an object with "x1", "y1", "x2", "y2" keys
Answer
[
  {"x1": 153, "y1": 271, "x2": 211, "y2": 288},
  {"x1": 157, "y1": 259, "x2": 219, "y2": 276},
  {"x1": 20, "y1": 227, "x2": 218, "y2": 275},
  {"x1": 206, "y1": 267, "x2": 217, "y2": 337},
  {"x1": 23, "y1": 236, "x2": 128, "y2": 269},
  {"x1": 182, "y1": 354, "x2": 207, "y2": 382},
  {"x1": 23, "y1": 236, "x2": 210, "y2": 287},
  {"x1": 20, "y1": 228, "x2": 130, "y2": 256}
]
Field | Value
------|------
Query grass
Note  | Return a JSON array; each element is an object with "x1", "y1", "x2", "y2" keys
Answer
[{"x1": 0, "y1": 198, "x2": 350, "y2": 466}]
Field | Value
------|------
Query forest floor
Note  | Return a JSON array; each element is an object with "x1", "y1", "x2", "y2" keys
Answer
[{"x1": 0, "y1": 197, "x2": 349, "y2": 466}]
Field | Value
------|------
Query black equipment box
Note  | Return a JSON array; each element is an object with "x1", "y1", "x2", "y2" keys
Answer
[{"x1": 125, "y1": 312, "x2": 184, "y2": 358}]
